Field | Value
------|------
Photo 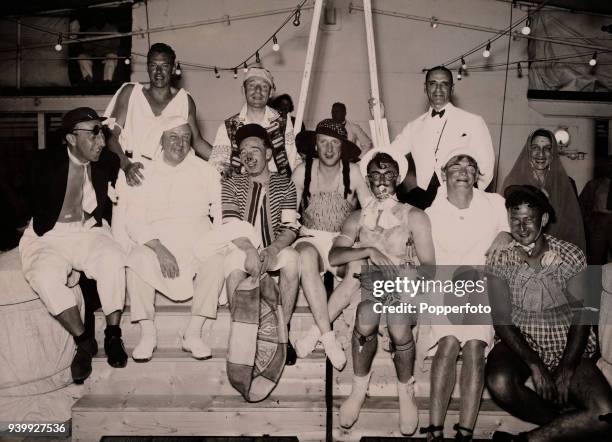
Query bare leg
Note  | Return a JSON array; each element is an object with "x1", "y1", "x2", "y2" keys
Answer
[
  {"x1": 429, "y1": 335, "x2": 460, "y2": 439},
  {"x1": 525, "y1": 358, "x2": 612, "y2": 442},
  {"x1": 278, "y1": 250, "x2": 299, "y2": 325},
  {"x1": 328, "y1": 260, "x2": 364, "y2": 322},
  {"x1": 485, "y1": 342, "x2": 558, "y2": 425},
  {"x1": 458, "y1": 339, "x2": 486, "y2": 435},
  {"x1": 296, "y1": 243, "x2": 332, "y2": 334}
]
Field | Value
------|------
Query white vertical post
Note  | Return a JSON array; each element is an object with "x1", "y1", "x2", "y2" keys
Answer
[
  {"x1": 363, "y1": 0, "x2": 390, "y2": 148},
  {"x1": 294, "y1": 0, "x2": 324, "y2": 134}
]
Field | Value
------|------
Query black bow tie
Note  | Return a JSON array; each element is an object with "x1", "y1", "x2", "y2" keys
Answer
[{"x1": 431, "y1": 109, "x2": 445, "y2": 118}]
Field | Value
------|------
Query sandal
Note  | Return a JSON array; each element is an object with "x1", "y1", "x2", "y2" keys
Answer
[
  {"x1": 453, "y1": 423, "x2": 474, "y2": 441},
  {"x1": 419, "y1": 424, "x2": 444, "y2": 442}
]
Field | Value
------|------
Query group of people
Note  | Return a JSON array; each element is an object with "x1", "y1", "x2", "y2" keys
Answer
[{"x1": 18, "y1": 42, "x2": 611, "y2": 441}]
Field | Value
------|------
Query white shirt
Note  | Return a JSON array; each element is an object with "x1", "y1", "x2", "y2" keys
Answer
[
  {"x1": 391, "y1": 103, "x2": 495, "y2": 190},
  {"x1": 426, "y1": 188, "x2": 509, "y2": 266},
  {"x1": 126, "y1": 151, "x2": 222, "y2": 248},
  {"x1": 212, "y1": 104, "x2": 300, "y2": 173}
]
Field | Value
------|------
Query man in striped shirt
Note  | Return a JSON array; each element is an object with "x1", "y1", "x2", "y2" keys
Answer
[{"x1": 218, "y1": 124, "x2": 300, "y2": 362}]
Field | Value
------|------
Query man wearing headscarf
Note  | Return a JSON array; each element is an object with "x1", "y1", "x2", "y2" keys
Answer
[
  {"x1": 210, "y1": 67, "x2": 301, "y2": 177},
  {"x1": 502, "y1": 128, "x2": 586, "y2": 251}
]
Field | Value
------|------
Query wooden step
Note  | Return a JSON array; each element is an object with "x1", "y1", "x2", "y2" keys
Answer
[
  {"x1": 87, "y1": 349, "x2": 326, "y2": 397},
  {"x1": 72, "y1": 394, "x2": 327, "y2": 441},
  {"x1": 331, "y1": 396, "x2": 536, "y2": 441},
  {"x1": 333, "y1": 351, "x2": 495, "y2": 399},
  {"x1": 94, "y1": 305, "x2": 316, "y2": 349}
]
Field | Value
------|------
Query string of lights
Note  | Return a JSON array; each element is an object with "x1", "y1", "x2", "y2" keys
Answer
[{"x1": 1, "y1": 1, "x2": 309, "y2": 78}]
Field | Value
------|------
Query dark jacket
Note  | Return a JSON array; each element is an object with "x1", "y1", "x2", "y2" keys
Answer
[{"x1": 28, "y1": 146, "x2": 120, "y2": 237}]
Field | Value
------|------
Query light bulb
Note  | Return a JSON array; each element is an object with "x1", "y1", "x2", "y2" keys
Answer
[
  {"x1": 233, "y1": 67, "x2": 238, "y2": 79},
  {"x1": 272, "y1": 35, "x2": 280, "y2": 52},
  {"x1": 255, "y1": 51, "x2": 261, "y2": 64},
  {"x1": 483, "y1": 42, "x2": 491, "y2": 58},
  {"x1": 243, "y1": 62, "x2": 248, "y2": 73},
  {"x1": 457, "y1": 69, "x2": 462, "y2": 81},
  {"x1": 589, "y1": 53, "x2": 597, "y2": 66},
  {"x1": 124, "y1": 58, "x2": 131, "y2": 65},
  {"x1": 175, "y1": 62, "x2": 182, "y2": 76},
  {"x1": 54, "y1": 35, "x2": 63, "y2": 52},
  {"x1": 521, "y1": 17, "x2": 531, "y2": 35},
  {"x1": 461, "y1": 57, "x2": 467, "y2": 70},
  {"x1": 430, "y1": 17, "x2": 438, "y2": 28},
  {"x1": 214, "y1": 67, "x2": 220, "y2": 78}
]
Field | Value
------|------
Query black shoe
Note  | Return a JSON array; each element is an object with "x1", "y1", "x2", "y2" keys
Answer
[
  {"x1": 104, "y1": 327, "x2": 128, "y2": 368},
  {"x1": 492, "y1": 431, "x2": 527, "y2": 442},
  {"x1": 71, "y1": 338, "x2": 96, "y2": 384},
  {"x1": 286, "y1": 340, "x2": 297, "y2": 366}
]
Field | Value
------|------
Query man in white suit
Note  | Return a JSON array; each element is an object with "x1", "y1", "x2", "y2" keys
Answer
[{"x1": 391, "y1": 66, "x2": 495, "y2": 209}]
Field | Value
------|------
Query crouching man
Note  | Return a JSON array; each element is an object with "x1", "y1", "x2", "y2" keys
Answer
[
  {"x1": 485, "y1": 185, "x2": 612, "y2": 441},
  {"x1": 125, "y1": 117, "x2": 222, "y2": 362},
  {"x1": 20, "y1": 107, "x2": 128, "y2": 384}
]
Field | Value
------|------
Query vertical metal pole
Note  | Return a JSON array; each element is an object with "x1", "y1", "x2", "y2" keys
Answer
[
  {"x1": 16, "y1": 19, "x2": 21, "y2": 90},
  {"x1": 294, "y1": 0, "x2": 324, "y2": 134}
]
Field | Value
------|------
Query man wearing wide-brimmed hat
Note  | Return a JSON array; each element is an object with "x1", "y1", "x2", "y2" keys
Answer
[
  {"x1": 210, "y1": 67, "x2": 301, "y2": 177},
  {"x1": 291, "y1": 119, "x2": 372, "y2": 370}
]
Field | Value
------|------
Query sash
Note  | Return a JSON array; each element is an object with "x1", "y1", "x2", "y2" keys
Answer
[
  {"x1": 226, "y1": 275, "x2": 287, "y2": 402},
  {"x1": 225, "y1": 111, "x2": 291, "y2": 177}
]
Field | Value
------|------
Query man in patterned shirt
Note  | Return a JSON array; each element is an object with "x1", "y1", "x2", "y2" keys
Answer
[
  {"x1": 485, "y1": 185, "x2": 611, "y2": 441},
  {"x1": 200, "y1": 123, "x2": 300, "y2": 364}
]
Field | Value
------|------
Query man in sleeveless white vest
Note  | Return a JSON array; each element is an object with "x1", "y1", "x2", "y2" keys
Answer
[{"x1": 103, "y1": 42, "x2": 213, "y2": 250}]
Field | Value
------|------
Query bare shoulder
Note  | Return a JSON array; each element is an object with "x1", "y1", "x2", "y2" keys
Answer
[
  {"x1": 292, "y1": 162, "x2": 306, "y2": 184},
  {"x1": 113, "y1": 83, "x2": 136, "y2": 114},
  {"x1": 406, "y1": 205, "x2": 431, "y2": 227}
]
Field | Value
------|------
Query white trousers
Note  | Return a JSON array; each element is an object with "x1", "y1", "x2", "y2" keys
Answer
[
  {"x1": 19, "y1": 222, "x2": 126, "y2": 316},
  {"x1": 126, "y1": 247, "x2": 225, "y2": 322}
]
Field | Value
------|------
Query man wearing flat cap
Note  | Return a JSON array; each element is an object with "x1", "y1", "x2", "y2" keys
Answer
[
  {"x1": 19, "y1": 107, "x2": 128, "y2": 384},
  {"x1": 199, "y1": 123, "x2": 300, "y2": 367},
  {"x1": 210, "y1": 67, "x2": 301, "y2": 177},
  {"x1": 485, "y1": 185, "x2": 611, "y2": 442}
]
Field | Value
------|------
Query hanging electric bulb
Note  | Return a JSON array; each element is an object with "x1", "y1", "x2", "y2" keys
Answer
[
  {"x1": 483, "y1": 41, "x2": 491, "y2": 58},
  {"x1": 175, "y1": 62, "x2": 182, "y2": 76},
  {"x1": 430, "y1": 17, "x2": 438, "y2": 28},
  {"x1": 124, "y1": 57, "x2": 131, "y2": 65},
  {"x1": 461, "y1": 57, "x2": 467, "y2": 70},
  {"x1": 214, "y1": 67, "x2": 220, "y2": 78},
  {"x1": 233, "y1": 67, "x2": 238, "y2": 79},
  {"x1": 521, "y1": 17, "x2": 531, "y2": 35},
  {"x1": 255, "y1": 51, "x2": 261, "y2": 64},
  {"x1": 517, "y1": 62, "x2": 523, "y2": 78},
  {"x1": 293, "y1": 8, "x2": 301, "y2": 26},
  {"x1": 54, "y1": 34, "x2": 63, "y2": 52},
  {"x1": 243, "y1": 62, "x2": 248, "y2": 73},
  {"x1": 457, "y1": 68, "x2": 462, "y2": 81},
  {"x1": 272, "y1": 35, "x2": 280, "y2": 52},
  {"x1": 589, "y1": 52, "x2": 597, "y2": 66}
]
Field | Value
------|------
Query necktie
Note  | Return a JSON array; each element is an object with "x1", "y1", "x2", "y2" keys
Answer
[
  {"x1": 431, "y1": 109, "x2": 445, "y2": 118},
  {"x1": 82, "y1": 165, "x2": 97, "y2": 214}
]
